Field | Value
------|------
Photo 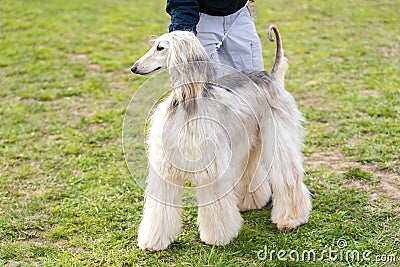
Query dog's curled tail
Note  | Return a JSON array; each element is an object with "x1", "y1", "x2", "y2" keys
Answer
[{"x1": 268, "y1": 25, "x2": 288, "y2": 85}]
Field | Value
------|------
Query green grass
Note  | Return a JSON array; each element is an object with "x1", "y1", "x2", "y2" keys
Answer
[{"x1": 1, "y1": 0, "x2": 399, "y2": 266}]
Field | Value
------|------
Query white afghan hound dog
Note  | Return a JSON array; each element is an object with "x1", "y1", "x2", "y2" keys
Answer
[{"x1": 131, "y1": 25, "x2": 312, "y2": 251}]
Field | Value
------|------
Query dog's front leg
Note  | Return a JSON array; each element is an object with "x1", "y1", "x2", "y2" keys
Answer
[
  {"x1": 137, "y1": 166, "x2": 183, "y2": 251},
  {"x1": 195, "y1": 168, "x2": 243, "y2": 246}
]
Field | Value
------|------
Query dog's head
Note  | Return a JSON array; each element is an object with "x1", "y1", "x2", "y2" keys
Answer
[{"x1": 131, "y1": 31, "x2": 210, "y2": 76}]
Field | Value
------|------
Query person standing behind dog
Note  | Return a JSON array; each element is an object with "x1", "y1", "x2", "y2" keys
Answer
[{"x1": 166, "y1": 0, "x2": 264, "y2": 72}]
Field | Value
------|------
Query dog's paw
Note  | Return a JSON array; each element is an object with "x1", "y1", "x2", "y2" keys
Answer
[
  {"x1": 138, "y1": 238, "x2": 170, "y2": 252},
  {"x1": 200, "y1": 233, "x2": 234, "y2": 246},
  {"x1": 137, "y1": 225, "x2": 173, "y2": 252},
  {"x1": 276, "y1": 218, "x2": 308, "y2": 232},
  {"x1": 277, "y1": 224, "x2": 295, "y2": 233},
  {"x1": 199, "y1": 221, "x2": 242, "y2": 246}
]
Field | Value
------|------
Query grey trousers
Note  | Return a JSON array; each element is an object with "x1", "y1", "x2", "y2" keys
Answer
[{"x1": 197, "y1": 6, "x2": 264, "y2": 72}]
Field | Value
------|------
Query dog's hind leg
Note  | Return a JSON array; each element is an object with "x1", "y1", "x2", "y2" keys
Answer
[
  {"x1": 236, "y1": 143, "x2": 272, "y2": 211},
  {"x1": 195, "y1": 165, "x2": 243, "y2": 246},
  {"x1": 137, "y1": 166, "x2": 183, "y2": 251},
  {"x1": 262, "y1": 111, "x2": 312, "y2": 232}
]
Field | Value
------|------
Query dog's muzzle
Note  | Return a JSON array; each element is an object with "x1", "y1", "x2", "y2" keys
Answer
[{"x1": 130, "y1": 64, "x2": 138, "y2": 74}]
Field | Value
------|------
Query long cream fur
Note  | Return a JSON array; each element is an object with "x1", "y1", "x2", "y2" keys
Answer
[{"x1": 131, "y1": 26, "x2": 312, "y2": 251}]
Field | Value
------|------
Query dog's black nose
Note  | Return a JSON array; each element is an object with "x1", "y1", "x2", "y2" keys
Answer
[{"x1": 131, "y1": 65, "x2": 137, "y2": 73}]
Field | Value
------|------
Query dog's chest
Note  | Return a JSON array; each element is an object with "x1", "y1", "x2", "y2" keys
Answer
[
  {"x1": 149, "y1": 101, "x2": 227, "y2": 171},
  {"x1": 165, "y1": 112, "x2": 217, "y2": 159}
]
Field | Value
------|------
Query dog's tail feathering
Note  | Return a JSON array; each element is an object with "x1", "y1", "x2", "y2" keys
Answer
[{"x1": 268, "y1": 25, "x2": 288, "y2": 85}]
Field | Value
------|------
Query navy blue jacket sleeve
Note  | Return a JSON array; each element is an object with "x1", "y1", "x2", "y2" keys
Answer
[{"x1": 166, "y1": 0, "x2": 199, "y2": 35}]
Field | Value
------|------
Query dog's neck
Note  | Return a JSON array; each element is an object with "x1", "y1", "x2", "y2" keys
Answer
[
  {"x1": 169, "y1": 80, "x2": 205, "y2": 116},
  {"x1": 168, "y1": 61, "x2": 216, "y2": 116},
  {"x1": 170, "y1": 79, "x2": 204, "y2": 99}
]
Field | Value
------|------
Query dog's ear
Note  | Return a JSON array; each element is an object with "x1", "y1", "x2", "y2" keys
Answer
[
  {"x1": 167, "y1": 32, "x2": 209, "y2": 66},
  {"x1": 165, "y1": 31, "x2": 215, "y2": 82},
  {"x1": 166, "y1": 36, "x2": 187, "y2": 68},
  {"x1": 156, "y1": 40, "x2": 170, "y2": 51}
]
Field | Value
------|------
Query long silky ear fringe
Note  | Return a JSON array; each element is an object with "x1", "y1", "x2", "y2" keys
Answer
[{"x1": 166, "y1": 32, "x2": 216, "y2": 84}]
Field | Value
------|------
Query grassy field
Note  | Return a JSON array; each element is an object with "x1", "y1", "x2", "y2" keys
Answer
[{"x1": 1, "y1": 0, "x2": 399, "y2": 266}]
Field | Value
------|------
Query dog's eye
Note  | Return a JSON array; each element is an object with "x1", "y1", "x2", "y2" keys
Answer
[{"x1": 156, "y1": 45, "x2": 164, "y2": 51}]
